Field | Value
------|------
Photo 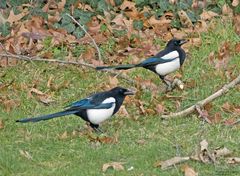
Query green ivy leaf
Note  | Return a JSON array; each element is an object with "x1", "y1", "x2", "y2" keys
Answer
[
  {"x1": 73, "y1": 9, "x2": 93, "y2": 24},
  {"x1": 0, "y1": 22, "x2": 11, "y2": 37},
  {"x1": 62, "y1": 23, "x2": 76, "y2": 33},
  {"x1": 73, "y1": 27, "x2": 85, "y2": 39},
  {"x1": 133, "y1": 20, "x2": 143, "y2": 30},
  {"x1": 97, "y1": 0, "x2": 110, "y2": 13}
]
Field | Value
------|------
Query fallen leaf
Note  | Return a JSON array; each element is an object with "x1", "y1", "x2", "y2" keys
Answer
[
  {"x1": 0, "y1": 120, "x2": 4, "y2": 129},
  {"x1": 155, "y1": 156, "x2": 190, "y2": 169},
  {"x1": 233, "y1": 15, "x2": 240, "y2": 35},
  {"x1": 209, "y1": 112, "x2": 222, "y2": 124},
  {"x1": 137, "y1": 100, "x2": 145, "y2": 115},
  {"x1": 224, "y1": 118, "x2": 240, "y2": 126},
  {"x1": 102, "y1": 162, "x2": 125, "y2": 172},
  {"x1": 155, "y1": 103, "x2": 165, "y2": 114},
  {"x1": 181, "y1": 164, "x2": 198, "y2": 176},
  {"x1": 226, "y1": 157, "x2": 240, "y2": 164},
  {"x1": 198, "y1": 139, "x2": 215, "y2": 163},
  {"x1": 200, "y1": 139, "x2": 208, "y2": 151},
  {"x1": 213, "y1": 147, "x2": 232, "y2": 158},
  {"x1": 222, "y1": 4, "x2": 233, "y2": 19},
  {"x1": 178, "y1": 10, "x2": 193, "y2": 28},
  {"x1": 58, "y1": 0, "x2": 66, "y2": 11},
  {"x1": 109, "y1": 76, "x2": 119, "y2": 88},
  {"x1": 59, "y1": 131, "x2": 68, "y2": 139},
  {"x1": 7, "y1": 9, "x2": 28, "y2": 24},
  {"x1": 200, "y1": 10, "x2": 218, "y2": 21},
  {"x1": 29, "y1": 88, "x2": 54, "y2": 105},
  {"x1": 136, "y1": 139, "x2": 146, "y2": 145},
  {"x1": 120, "y1": 0, "x2": 135, "y2": 10},
  {"x1": 235, "y1": 43, "x2": 240, "y2": 53},
  {"x1": 19, "y1": 150, "x2": 33, "y2": 160},
  {"x1": 232, "y1": 0, "x2": 239, "y2": 7}
]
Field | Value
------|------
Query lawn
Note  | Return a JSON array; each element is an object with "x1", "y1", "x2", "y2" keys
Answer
[{"x1": 0, "y1": 21, "x2": 240, "y2": 176}]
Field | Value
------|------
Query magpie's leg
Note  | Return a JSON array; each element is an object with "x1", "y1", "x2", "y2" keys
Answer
[
  {"x1": 90, "y1": 123, "x2": 103, "y2": 134},
  {"x1": 159, "y1": 75, "x2": 172, "y2": 91}
]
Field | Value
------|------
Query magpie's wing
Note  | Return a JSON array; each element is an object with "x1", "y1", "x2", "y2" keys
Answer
[
  {"x1": 65, "y1": 97, "x2": 114, "y2": 111},
  {"x1": 138, "y1": 57, "x2": 176, "y2": 67}
]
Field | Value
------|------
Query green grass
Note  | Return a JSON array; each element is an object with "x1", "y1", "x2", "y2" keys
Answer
[{"x1": 1, "y1": 21, "x2": 240, "y2": 176}]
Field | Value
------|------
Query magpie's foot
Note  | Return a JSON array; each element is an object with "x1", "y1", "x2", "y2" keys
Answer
[
  {"x1": 93, "y1": 127, "x2": 104, "y2": 134},
  {"x1": 163, "y1": 80, "x2": 174, "y2": 92}
]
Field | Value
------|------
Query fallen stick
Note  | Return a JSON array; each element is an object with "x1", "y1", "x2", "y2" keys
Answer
[
  {"x1": 162, "y1": 74, "x2": 240, "y2": 119},
  {"x1": 66, "y1": 13, "x2": 102, "y2": 61},
  {"x1": 0, "y1": 53, "x2": 134, "y2": 83}
]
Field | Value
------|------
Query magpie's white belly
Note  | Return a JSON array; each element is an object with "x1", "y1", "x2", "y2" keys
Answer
[
  {"x1": 86, "y1": 97, "x2": 116, "y2": 125},
  {"x1": 155, "y1": 58, "x2": 180, "y2": 76}
]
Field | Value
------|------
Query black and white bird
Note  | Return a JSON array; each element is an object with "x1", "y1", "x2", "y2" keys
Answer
[
  {"x1": 16, "y1": 87, "x2": 134, "y2": 132},
  {"x1": 96, "y1": 38, "x2": 188, "y2": 90}
]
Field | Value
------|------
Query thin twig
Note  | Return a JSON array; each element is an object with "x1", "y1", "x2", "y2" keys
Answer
[
  {"x1": 0, "y1": 53, "x2": 135, "y2": 83},
  {"x1": 66, "y1": 13, "x2": 102, "y2": 61},
  {"x1": 162, "y1": 74, "x2": 240, "y2": 119}
]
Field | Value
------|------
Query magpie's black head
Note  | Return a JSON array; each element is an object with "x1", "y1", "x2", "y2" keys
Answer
[
  {"x1": 110, "y1": 87, "x2": 135, "y2": 96},
  {"x1": 166, "y1": 38, "x2": 188, "y2": 48}
]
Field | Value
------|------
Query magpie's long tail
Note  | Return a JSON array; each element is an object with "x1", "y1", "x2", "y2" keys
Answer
[
  {"x1": 16, "y1": 110, "x2": 78, "y2": 123},
  {"x1": 96, "y1": 64, "x2": 136, "y2": 70}
]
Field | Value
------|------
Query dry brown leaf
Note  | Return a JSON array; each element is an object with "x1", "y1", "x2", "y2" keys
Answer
[
  {"x1": 213, "y1": 147, "x2": 232, "y2": 158},
  {"x1": 232, "y1": 0, "x2": 239, "y2": 7},
  {"x1": 221, "y1": 102, "x2": 233, "y2": 113},
  {"x1": 200, "y1": 10, "x2": 218, "y2": 21},
  {"x1": 223, "y1": 117, "x2": 239, "y2": 126},
  {"x1": 181, "y1": 164, "x2": 198, "y2": 176},
  {"x1": 112, "y1": 14, "x2": 125, "y2": 26},
  {"x1": 7, "y1": 9, "x2": 28, "y2": 24},
  {"x1": 226, "y1": 157, "x2": 240, "y2": 164},
  {"x1": 234, "y1": 15, "x2": 240, "y2": 35},
  {"x1": 222, "y1": 4, "x2": 233, "y2": 18},
  {"x1": 59, "y1": 131, "x2": 68, "y2": 139},
  {"x1": 2, "y1": 99, "x2": 20, "y2": 113},
  {"x1": 155, "y1": 103, "x2": 165, "y2": 114},
  {"x1": 171, "y1": 29, "x2": 187, "y2": 39},
  {"x1": 235, "y1": 43, "x2": 240, "y2": 53},
  {"x1": 137, "y1": 100, "x2": 145, "y2": 115},
  {"x1": 194, "y1": 20, "x2": 208, "y2": 33},
  {"x1": 148, "y1": 16, "x2": 171, "y2": 26},
  {"x1": 29, "y1": 88, "x2": 54, "y2": 105},
  {"x1": 197, "y1": 139, "x2": 216, "y2": 163},
  {"x1": 120, "y1": 0, "x2": 135, "y2": 10},
  {"x1": 118, "y1": 105, "x2": 129, "y2": 117},
  {"x1": 136, "y1": 139, "x2": 146, "y2": 145},
  {"x1": 109, "y1": 76, "x2": 119, "y2": 88},
  {"x1": 200, "y1": 139, "x2": 208, "y2": 151},
  {"x1": 19, "y1": 150, "x2": 33, "y2": 160},
  {"x1": 58, "y1": 0, "x2": 66, "y2": 11},
  {"x1": 102, "y1": 162, "x2": 125, "y2": 172},
  {"x1": 0, "y1": 120, "x2": 4, "y2": 129},
  {"x1": 155, "y1": 156, "x2": 190, "y2": 169},
  {"x1": 178, "y1": 10, "x2": 193, "y2": 28},
  {"x1": 210, "y1": 112, "x2": 222, "y2": 124},
  {"x1": 30, "y1": 88, "x2": 45, "y2": 96}
]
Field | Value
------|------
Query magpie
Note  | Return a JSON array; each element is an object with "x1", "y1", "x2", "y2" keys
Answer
[
  {"x1": 96, "y1": 38, "x2": 188, "y2": 91},
  {"x1": 16, "y1": 87, "x2": 134, "y2": 132}
]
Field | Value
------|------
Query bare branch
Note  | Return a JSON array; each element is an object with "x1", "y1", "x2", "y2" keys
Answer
[
  {"x1": 0, "y1": 53, "x2": 134, "y2": 83},
  {"x1": 162, "y1": 74, "x2": 240, "y2": 119},
  {"x1": 66, "y1": 13, "x2": 102, "y2": 61}
]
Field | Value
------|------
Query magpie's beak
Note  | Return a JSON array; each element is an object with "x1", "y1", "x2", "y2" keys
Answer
[
  {"x1": 124, "y1": 89, "x2": 135, "y2": 95},
  {"x1": 179, "y1": 39, "x2": 188, "y2": 45}
]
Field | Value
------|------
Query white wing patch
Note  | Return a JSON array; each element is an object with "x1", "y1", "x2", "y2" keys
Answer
[
  {"x1": 161, "y1": 51, "x2": 179, "y2": 60},
  {"x1": 155, "y1": 58, "x2": 180, "y2": 76},
  {"x1": 87, "y1": 97, "x2": 116, "y2": 125}
]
